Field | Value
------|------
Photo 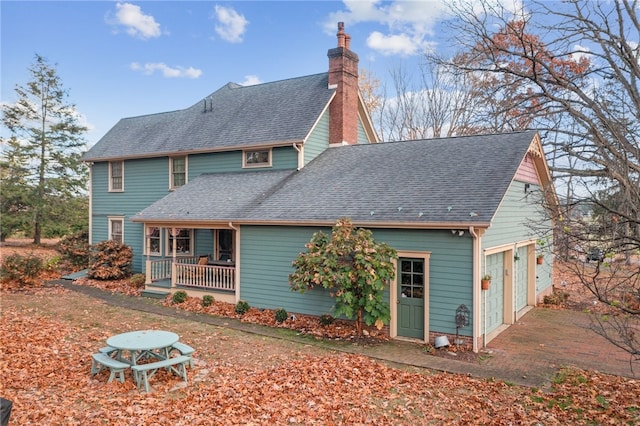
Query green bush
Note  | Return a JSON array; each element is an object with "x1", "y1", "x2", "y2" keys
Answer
[
  {"x1": 235, "y1": 300, "x2": 250, "y2": 315},
  {"x1": 274, "y1": 308, "x2": 288, "y2": 323},
  {"x1": 0, "y1": 253, "x2": 44, "y2": 286},
  {"x1": 129, "y1": 273, "x2": 146, "y2": 289},
  {"x1": 171, "y1": 290, "x2": 188, "y2": 304},
  {"x1": 44, "y1": 255, "x2": 61, "y2": 271},
  {"x1": 202, "y1": 295, "x2": 214, "y2": 307},
  {"x1": 319, "y1": 314, "x2": 335, "y2": 326},
  {"x1": 56, "y1": 231, "x2": 90, "y2": 269}
]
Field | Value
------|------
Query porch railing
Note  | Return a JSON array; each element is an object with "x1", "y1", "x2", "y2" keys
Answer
[
  {"x1": 173, "y1": 263, "x2": 236, "y2": 292},
  {"x1": 146, "y1": 256, "x2": 198, "y2": 284}
]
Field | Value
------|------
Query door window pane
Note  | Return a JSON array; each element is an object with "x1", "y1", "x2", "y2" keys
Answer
[{"x1": 400, "y1": 259, "x2": 424, "y2": 299}]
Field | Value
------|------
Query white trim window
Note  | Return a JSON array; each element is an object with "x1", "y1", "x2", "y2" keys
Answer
[
  {"x1": 108, "y1": 217, "x2": 124, "y2": 243},
  {"x1": 166, "y1": 228, "x2": 193, "y2": 255},
  {"x1": 243, "y1": 149, "x2": 271, "y2": 168},
  {"x1": 170, "y1": 156, "x2": 187, "y2": 189},
  {"x1": 109, "y1": 161, "x2": 124, "y2": 192},
  {"x1": 145, "y1": 226, "x2": 161, "y2": 255}
]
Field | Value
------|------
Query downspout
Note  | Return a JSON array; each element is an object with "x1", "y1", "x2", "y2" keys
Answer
[
  {"x1": 469, "y1": 226, "x2": 481, "y2": 353},
  {"x1": 293, "y1": 142, "x2": 303, "y2": 170},
  {"x1": 513, "y1": 243, "x2": 518, "y2": 322},
  {"x1": 88, "y1": 164, "x2": 93, "y2": 245}
]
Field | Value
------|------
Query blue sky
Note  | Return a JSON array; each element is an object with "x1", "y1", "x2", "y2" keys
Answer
[{"x1": 1, "y1": 1, "x2": 506, "y2": 147}]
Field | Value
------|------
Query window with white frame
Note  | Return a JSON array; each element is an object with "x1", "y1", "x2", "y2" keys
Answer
[
  {"x1": 170, "y1": 156, "x2": 187, "y2": 189},
  {"x1": 109, "y1": 161, "x2": 124, "y2": 191},
  {"x1": 243, "y1": 149, "x2": 271, "y2": 168},
  {"x1": 108, "y1": 217, "x2": 124, "y2": 243},
  {"x1": 145, "y1": 226, "x2": 161, "y2": 255},
  {"x1": 166, "y1": 228, "x2": 193, "y2": 255}
]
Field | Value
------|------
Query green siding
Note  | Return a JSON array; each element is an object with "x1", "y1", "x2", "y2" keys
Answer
[
  {"x1": 483, "y1": 180, "x2": 553, "y2": 294},
  {"x1": 91, "y1": 145, "x2": 299, "y2": 272},
  {"x1": 194, "y1": 229, "x2": 214, "y2": 258},
  {"x1": 304, "y1": 112, "x2": 329, "y2": 165},
  {"x1": 303, "y1": 112, "x2": 370, "y2": 165},
  {"x1": 270, "y1": 146, "x2": 298, "y2": 170},
  {"x1": 239, "y1": 226, "x2": 474, "y2": 336},
  {"x1": 91, "y1": 158, "x2": 173, "y2": 272},
  {"x1": 188, "y1": 146, "x2": 298, "y2": 175},
  {"x1": 357, "y1": 118, "x2": 370, "y2": 144},
  {"x1": 240, "y1": 226, "x2": 335, "y2": 316},
  {"x1": 371, "y1": 229, "x2": 473, "y2": 336},
  {"x1": 188, "y1": 151, "x2": 242, "y2": 174}
]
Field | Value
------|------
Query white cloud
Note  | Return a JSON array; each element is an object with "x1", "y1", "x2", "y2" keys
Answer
[
  {"x1": 367, "y1": 31, "x2": 435, "y2": 56},
  {"x1": 130, "y1": 62, "x2": 202, "y2": 79},
  {"x1": 571, "y1": 44, "x2": 592, "y2": 63},
  {"x1": 324, "y1": 0, "x2": 451, "y2": 57},
  {"x1": 108, "y1": 3, "x2": 162, "y2": 40},
  {"x1": 213, "y1": 5, "x2": 248, "y2": 43},
  {"x1": 239, "y1": 75, "x2": 261, "y2": 86}
]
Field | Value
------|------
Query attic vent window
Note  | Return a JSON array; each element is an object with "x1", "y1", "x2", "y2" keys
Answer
[{"x1": 243, "y1": 149, "x2": 271, "y2": 168}]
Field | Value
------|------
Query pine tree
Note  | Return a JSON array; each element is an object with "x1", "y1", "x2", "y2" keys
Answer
[{"x1": 1, "y1": 54, "x2": 88, "y2": 243}]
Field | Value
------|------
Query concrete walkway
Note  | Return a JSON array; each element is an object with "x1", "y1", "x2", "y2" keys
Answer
[{"x1": 53, "y1": 280, "x2": 637, "y2": 388}]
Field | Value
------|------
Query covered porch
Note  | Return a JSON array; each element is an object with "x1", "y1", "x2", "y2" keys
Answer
[{"x1": 141, "y1": 224, "x2": 238, "y2": 302}]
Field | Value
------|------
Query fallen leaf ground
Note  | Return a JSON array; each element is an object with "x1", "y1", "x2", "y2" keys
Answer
[{"x1": 1, "y1": 240, "x2": 639, "y2": 424}]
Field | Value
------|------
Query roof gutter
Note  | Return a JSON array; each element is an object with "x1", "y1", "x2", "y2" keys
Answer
[
  {"x1": 82, "y1": 139, "x2": 305, "y2": 163},
  {"x1": 130, "y1": 216, "x2": 492, "y2": 230}
]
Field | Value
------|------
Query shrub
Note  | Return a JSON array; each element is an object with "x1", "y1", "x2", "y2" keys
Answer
[
  {"x1": 56, "y1": 231, "x2": 90, "y2": 269},
  {"x1": 172, "y1": 290, "x2": 188, "y2": 304},
  {"x1": 87, "y1": 240, "x2": 132, "y2": 280},
  {"x1": 274, "y1": 308, "x2": 288, "y2": 323},
  {"x1": 0, "y1": 253, "x2": 44, "y2": 286},
  {"x1": 202, "y1": 295, "x2": 214, "y2": 307},
  {"x1": 44, "y1": 255, "x2": 61, "y2": 271},
  {"x1": 544, "y1": 289, "x2": 569, "y2": 306},
  {"x1": 235, "y1": 300, "x2": 250, "y2": 315},
  {"x1": 129, "y1": 273, "x2": 146, "y2": 289},
  {"x1": 319, "y1": 314, "x2": 335, "y2": 326}
]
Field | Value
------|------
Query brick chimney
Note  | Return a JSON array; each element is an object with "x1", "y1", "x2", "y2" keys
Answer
[{"x1": 328, "y1": 22, "x2": 359, "y2": 145}]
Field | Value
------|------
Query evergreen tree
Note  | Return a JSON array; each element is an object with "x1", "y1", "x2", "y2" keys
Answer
[{"x1": 1, "y1": 54, "x2": 88, "y2": 243}]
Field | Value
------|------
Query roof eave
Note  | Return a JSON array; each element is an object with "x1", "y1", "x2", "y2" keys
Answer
[
  {"x1": 130, "y1": 216, "x2": 491, "y2": 230},
  {"x1": 82, "y1": 139, "x2": 305, "y2": 163}
]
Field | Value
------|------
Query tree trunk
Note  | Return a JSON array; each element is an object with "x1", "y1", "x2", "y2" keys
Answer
[{"x1": 356, "y1": 309, "x2": 363, "y2": 336}]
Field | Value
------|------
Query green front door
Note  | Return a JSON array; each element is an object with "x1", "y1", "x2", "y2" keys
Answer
[{"x1": 397, "y1": 258, "x2": 425, "y2": 339}]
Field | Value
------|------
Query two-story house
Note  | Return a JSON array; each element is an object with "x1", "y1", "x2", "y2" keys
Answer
[{"x1": 82, "y1": 23, "x2": 556, "y2": 352}]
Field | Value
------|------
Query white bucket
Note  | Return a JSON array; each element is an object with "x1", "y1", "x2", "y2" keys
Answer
[{"x1": 434, "y1": 335, "x2": 450, "y2": 348}]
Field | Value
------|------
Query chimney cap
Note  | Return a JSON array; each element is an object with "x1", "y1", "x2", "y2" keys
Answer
[{"x1": 336, "y1": 22, "x2": 346, "y2": 48}]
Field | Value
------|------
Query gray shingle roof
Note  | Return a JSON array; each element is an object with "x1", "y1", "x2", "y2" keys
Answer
[
  {"x1": 133, "y1": 131, "x2": 537, "y2": 226},
  {"x1": 132, "y1": 170, "x2": 294, "y2": 222},
  {"x1": 83, "y1": 74, "x2": 334, "y2": 161}
]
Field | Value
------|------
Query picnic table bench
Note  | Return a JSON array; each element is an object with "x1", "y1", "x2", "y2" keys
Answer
[
  {"x1": 168, "y1": 342, "x2": 194, "y2": 367},
  {"x1": 131, "y1": 355, "x2": 190, "y2": 392},
  {"x1": 91, "y1": 353, "x2": 129, "y2": 383}
]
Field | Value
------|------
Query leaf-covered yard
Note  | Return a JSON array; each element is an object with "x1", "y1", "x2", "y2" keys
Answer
[
  {"x1": 1, "y1": 287, "x2": 639, "y2": 425},
  {"x1": 1, "y1": 240, "x2": 639, "y2": 424}
]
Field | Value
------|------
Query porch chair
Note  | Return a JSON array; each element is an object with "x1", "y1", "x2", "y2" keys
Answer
[{"x1": 185, "y1": 255, "x2": 210, "y2": 283}]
